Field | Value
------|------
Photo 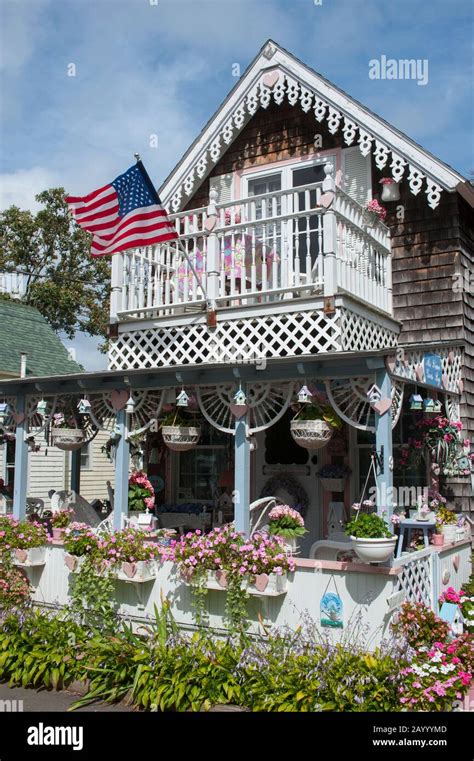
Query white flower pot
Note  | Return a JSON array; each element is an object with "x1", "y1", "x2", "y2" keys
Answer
[
  {"x1": 275, "y1": 536, "x2": 298, "y2": 555},
  {"x1": 290, "y1": 419, "x2": 333, "y2": 450},
  {"x1": 380, "y1": 182, "x2": 400, "y2": 202},
  {"x1": 116, "y1": 560, "x2": 157, "y2": 582},
  {"x1": 64, "y1": 553, "x2": 86, "y2": 573},
  {"x1": 442, "y1": 525, "x2": 457, "y2": 544},
  {"x1": 162, "y1": 425, "x2": 201, "y2": 452},
  {"x1": 350, "y1": 536, "x2": 397, "y2": 564},
  {"x1": 51, "y1": 428, "x2": 85, "y2": 451},
  {"x1": 200, "y1": 570, "x2": 288, "y2": 596},
  {"x1": 320, "y1": 477, "x2": 345, "y2": 492},
  {"x1": 13, "y1": 546, "x2": 47, "y2": 566}
]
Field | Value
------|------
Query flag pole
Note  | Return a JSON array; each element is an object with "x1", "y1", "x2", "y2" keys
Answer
[{"x1": 133, "y1": 154, "x2": 211, "y2": 308}]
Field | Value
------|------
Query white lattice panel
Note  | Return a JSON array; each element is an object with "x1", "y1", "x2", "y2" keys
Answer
[
  {"x1": 109, "y1": 310, "x2": 342, "y2": 370},
  {"x1": 395, "y1": 552, "x2": 433, "y2": 608},
  {"x1": 340, "y1": 309, "x2": 398, "y2": 352},
  {"x1": 390, "y1": 346, "x2": 462, "y2": 394}
]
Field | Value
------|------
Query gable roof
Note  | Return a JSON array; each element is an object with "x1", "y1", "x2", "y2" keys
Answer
[
  {"x1": 160, "y1": 40, "x2": 467, "y2": 213},
  {"x1": 0, "y1": 299, "x2": 84, "y2": 377}
]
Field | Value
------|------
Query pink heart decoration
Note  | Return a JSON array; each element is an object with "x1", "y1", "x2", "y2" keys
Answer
[
  {"x1": 215, "y1": 570, "x2": 228, "y2": 589},
  {"x1": 415, "y1": 364, "x2": 424, "y2": 382},
  {"x1": 230, "y1": 403, "x2": 248, "y2": 419},
  {"x1": 319, "y1": 191, "x2": 334, "y2": 209},
  {"x1": 262, "y1": 70, "x2": 279, "y2": 88},
  {"x1": 442, "y1": 374, "x2": 448, "y2": 389},
  {"x1": 122, "y1": 562, "x2": 137, "y2": 579},
  {"x1": 457, "y1": 380, "x2": 464, "y2": 394},
  {"x1": 204, "y1": 216, "x2": 217, "y2": 233},
  {"x1": 65, "y1": 554, "x2": 78, "y2": 572},
  {"x1": 453, "y1": 554, "x2": 460, "y2": 572},
  {"x1": 385, "y1": 355, "x2": 397, "y2": 373},
  {"x1": 254, "y1": 573, "x2": 269, "y2": 592},
  {"x1": 110, "y1": 389, "x2": 129, "y2": 411},
  {"x1": 448, "y1": 350, "x2": 455, "y2": 365},
  {"x1": 373, "y1": 398, "x2": 392, "y2": 416},
  {"x1": 12, "y1": 412, "x2": 25, "y2": 425},
  {"x1": 15, "y1": 549, "x2": 28, "y2": 563}
]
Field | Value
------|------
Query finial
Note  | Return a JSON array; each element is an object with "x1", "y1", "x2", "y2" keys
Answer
[
  {"x1": 134, "y1": 153, "x2": 141, "y2": 163},
  {"x1": 209, "y1": 187, "x2": 219, "y2": 203}
]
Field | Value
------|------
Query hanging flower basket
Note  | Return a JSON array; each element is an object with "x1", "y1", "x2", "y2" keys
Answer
[
  {"x1": 379, "y1": 178, "x2": 400, "y2": 202},
  {"x1": 51, "y1": 428, "x2": 85, "y2": 451},
  {"x1": 162, "y1": 425, "x2": 201, "y2": 452},
  {"x1": 320, "y1": 477, "x2": 346, "y2": 492},
  {"x1": 290, "y1": 419, "x2": 333, "y2": 450}
]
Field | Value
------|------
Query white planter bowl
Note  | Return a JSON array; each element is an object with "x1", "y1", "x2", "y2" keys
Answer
[
  {"x1": 320, "y1": 477, "x2": 345, "y2": 492},
  {"x1": 162, "y1": 425, "x2": 201, "y2": 452},
  {"x1": 51, "y1": 428, "x2": 85, "y2": 451},
  {"x1": 290, "y1": 419, "x2": 333, "y2": 450},
  {"x1": 442, "y1": 525, "x2": 457, "y2": 544},
  {"x1": 380, "y1": 182, "x2": 400, "y2": 202},
  {"x1": 350, "y1": 536, "x2": 397, "y2": 564}
]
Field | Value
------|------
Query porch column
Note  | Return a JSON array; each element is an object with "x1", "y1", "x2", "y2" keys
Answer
[
  {"x1": 110, "y1": 252, "x2": 123, "y2": 322},
  {"x1": 322, "y1": 162, "x2": 337, "y2": 296},
  {"x1": 206, "y1": 187, "x2": 219, "y2": 308},
  {"x1": 113, "y1": 409, "x2": 130, "y2": 531},
  {"x1": 70, "y1": 448, "x2": 81, "y2": 496},
  {"x1": 374, "y1": 368, "x2": 393, "y2": 519},
  {"x1": 234, "y1": 408, "x2": 250, "y2": 536},
  {"x1": 13, "y1": 395, "x2": 28, "y2": 521}
]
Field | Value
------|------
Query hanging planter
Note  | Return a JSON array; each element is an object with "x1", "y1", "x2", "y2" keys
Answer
[
  {"x1": 379, "y1": 178, "x2": 400, "y2": 202},
  {"x1": 115, "y1": 560, "x2": 157, "y2": 583},
  {"x1": 162, "y1": 425, "x2": 201, "y2": 452},
  {"x1": 201, "y1": 570, "x2": 288, "y2": 596},
  {"x1": 362, "y1": 199, "x2": 387, "y2": 227},
  {"x1": 290, "y1": 400, "x2": 342, "y2": 451},
  {"x1": 14, "y1": 546, "x2": 47, "y2": 567},
  {"x1": 51, "y1": 427, "x2": 85, "y2": 451}
]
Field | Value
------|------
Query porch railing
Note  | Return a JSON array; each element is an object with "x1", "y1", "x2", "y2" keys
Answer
[{"x1": 111, "y1": 167, "x2": 392, "y2": 321}]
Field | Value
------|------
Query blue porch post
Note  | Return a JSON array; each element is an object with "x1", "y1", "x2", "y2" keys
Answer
[
  {"x1": 374, "y1": 368, "x2": 393, "y2": 520},
  {"x1": 13, "y1": 395, "x2": 28, "y2": 521},
  {"x1": 234, "y1": 408, "x2": 250, "y2": 536},
  {"x1": 113, "y1": 409, "x2": 130, "y2": 531}
]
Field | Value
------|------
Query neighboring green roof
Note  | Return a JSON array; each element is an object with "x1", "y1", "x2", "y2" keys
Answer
[{"x1": 0, "y1": 299, "x2": 84, "y2": 377}]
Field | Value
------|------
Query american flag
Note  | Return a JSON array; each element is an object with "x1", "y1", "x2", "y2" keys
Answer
[{"x1": 66, "y1": 162, "x2": 178, "y2": 257}]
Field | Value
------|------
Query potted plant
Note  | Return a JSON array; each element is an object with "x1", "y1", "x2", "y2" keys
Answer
[
  {"x1": 362, "y1": 199, "x2": 387, "y2": 226},
  {"x1": 50, "y1": 508, "x2": 75, "y2": 541},
  {"x1": 431, "y1": 523, "x2": 445, "y2": 547},
  {"x1": 290, "y1": 401, "x2": 342, "y2": 450},
  {"x1": 435, "y1": 507, "x2": 459, "y2": 544},
  {"x1": 128, "y1": 470, "x2": 155, "y2": 517},
  {"x1": 161, "y1": 410, "x2": 201, "y2": 452},
  {"x1": 266, "y1": 504, "x2": 306, "y2": 554},
  {"x1": 345, "y1": 507, "x2": 396, "y2": 564},
  {"x1": 11, "y1": 520, "x2": 50, "y2": 566},
  {"x1": 100, "y1": 528, "x2": 160, "y2": 582},
  {"x1": 379, "y1": 177, "x2": 400, "y2": 202},
  {"x1": 50, "y1": 411, "x2": 85, "y2": 451},
  {"x1": 317, "y1": 463, "x2": 351, "y2": 492},
  {"x1": 63, "y1": 522, "x2": 100, "y2": 572}
]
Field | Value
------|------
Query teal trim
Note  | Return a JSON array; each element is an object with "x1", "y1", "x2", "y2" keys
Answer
[
  {"x1": 375, "y1": 368, "x2": 393, "y2": 519},
  {"x1": 113, "y1": 410, "x2": 130, "y2": 531},
  {"x1": 12, "y1": 395, "x2": 28, "y2": 520}
]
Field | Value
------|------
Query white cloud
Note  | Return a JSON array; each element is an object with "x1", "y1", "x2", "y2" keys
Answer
[{"x1": 0, "y1": 166, "x2": 62, "y2": 211}]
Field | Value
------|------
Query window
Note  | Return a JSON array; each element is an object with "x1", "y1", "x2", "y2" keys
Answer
[
  {"x1": 177, "y1": 423, "x2": 230, "y2": 503},
  {"x1": 80, "y1": 443, "x2": 91, "y2": 470}
]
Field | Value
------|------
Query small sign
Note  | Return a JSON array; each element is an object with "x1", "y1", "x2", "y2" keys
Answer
[
  {"x1": 320, "y1": 592, "x2": 343, "y2": 629},
  {"x1": 386, "y1": 590, "x2": 406, "y2": 613},
  {"x1": 423, "y1": 354, "x2": 443, "y2": 388}
]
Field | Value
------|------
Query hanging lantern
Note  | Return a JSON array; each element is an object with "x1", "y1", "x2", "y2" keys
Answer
[
  {"x1": 36, "y1": 399, "x2": 48, "y2": 418},
  {"x1": 0, "y1": 402, "x2": 10, "y2": 425},
  {"x1": 230, "y1": 386, "x2": 248, "y2": 419},
  {"x1": 125, "y1": 394, "x2": 136, "y2": 415},
  {"x1": 176, "y1": 389, "x2": 190, "y2": 408},
  {"x1": 409, "y1": 394, "x2": 423, "y2": 411},
  {"x1": 297, "y1": 385, "x2": 312, "y2": 404},
  {"x1": 77, "y1": 398, "x2": 91, "y2": 415}
]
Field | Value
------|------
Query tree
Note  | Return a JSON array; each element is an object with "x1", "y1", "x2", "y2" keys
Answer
[{"x1": 0, "y1": 188, "x2": 110, "y2": 341}]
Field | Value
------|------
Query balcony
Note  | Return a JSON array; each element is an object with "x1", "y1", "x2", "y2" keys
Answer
[{"x1": 108, "y1": 167, "x2": 398, "y2": 371}]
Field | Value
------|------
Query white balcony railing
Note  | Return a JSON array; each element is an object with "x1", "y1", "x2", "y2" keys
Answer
[{"x1": 111, "y1": 169, "x2": 392, "y2": 322}]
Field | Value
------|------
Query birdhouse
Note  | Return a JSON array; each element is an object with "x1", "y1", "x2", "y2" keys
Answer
[
  {"x1": 125, "y1": 394, "x2": 136, "y2": 415},
  {"x1": 409, "y1": 394, "x2": 423, "y2": 411},
  {"x1": 297, "y1": 385, "x2": 312, "y2": 404},
  {"x1": 423, "y1": 398, "x2": 441, "y2": 417},
  {"x1": 176, "y1": 389, "x2": 190, "y2": 408},
  {"x1": 0, "y1": 402, "x2": 10, "y2": 425},
  {"x1": 439, "y1": 602, "x2": 464, "y2": 637},
  {"x1": 233, "y1": 387, "x2": 247, "y2": 406},
  {"x1": 77, "y1": 398, "x2": 91, "y2": 415},
  {"x1": 36, "y1": 399, "x2": 49, "y2": 418},
  {"x1": 230, "y1": 386, "x2": 248, "y2": 419}
]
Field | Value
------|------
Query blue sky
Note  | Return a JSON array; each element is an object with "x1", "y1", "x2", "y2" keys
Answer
[{"x1": 1, "y1": 0, "x2": 473, "y2": 370}]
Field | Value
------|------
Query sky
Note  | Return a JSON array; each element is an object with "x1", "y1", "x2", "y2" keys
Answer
[{"x1": 1, "y1": 0, "x2": 473, "y2": 370}]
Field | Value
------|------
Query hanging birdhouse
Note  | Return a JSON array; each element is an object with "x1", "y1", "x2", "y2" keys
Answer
[
  {"x1": 0, "y1": 402, "x2": 10, "y2": 425},
  {"x1": 77, "y1": 398, "x2": 92, "y2": 415},
  {"x1": 297, "y1": 385, "x2": 312, "y2": 404},
  {"x1": 409, "y1": 394, "x2": 423, "y2": 411},
  {"x1": 36, "y1": 399, "x2": 49, "y2": 418},
  {"x1": 439, "y1": 602, "x2": 464, "y2": 637},
  {"x1": 176, "y1": 389, "x2": 190, "y2": 408},
  {"x1": 423, "y1": 398, "x2": 441, "y2": 417},
  {"x1": 230, "y1": 387, "x2": 248, "y2": 419},
  {"x1": 125, "y1": 394, "x2": 136, "y2": 415}
]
